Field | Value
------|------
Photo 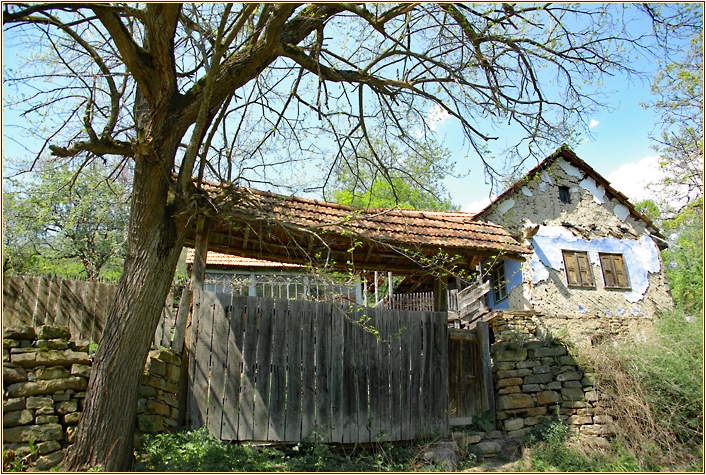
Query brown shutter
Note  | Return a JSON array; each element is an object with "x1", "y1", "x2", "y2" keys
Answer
[
  {"x1": 612, "y1": 255, "x2": 629, "y2": 288},
  {"x1": 563, "y1": 251, "x2": 579, "y2": 286},
  {"x1": 576, "y1": 253, "x2": 594, "y2": 286},
  {"x1": 600, "y1": 254, "x2": 616, "y2": 287}
]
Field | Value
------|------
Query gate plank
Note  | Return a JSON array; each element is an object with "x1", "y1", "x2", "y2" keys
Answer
[
  {"x1": 268, "y1": 299, "x2": 288, "y2": 441},
  {"x1": 191, "y1": 290, "x2": 216, "y2": 430},
  {"x1": 238, "y1": 296, "x2": 260, "y2": 441},
  {"x1": 398, "y1": 311, "x2": 411, "y2": 441},
  {"x1": 432, "y1": 313, "x2": 449, "y2": 437},
  {"x1": 222, "y1": 295, "x2": 246, "y2": 440},
  {"x1": 285, "y1": 299, "x2": 303, "y2": 442},
  {"x1": 388, "y1": 309, "x2": 401, "y2": 441},
  {"x1": 300, "y1": 300, "x2": 316, "y2": 439},
  {"x1": 408, "y1": 311, "x2": 422, "y2": 440},
  {"x1": 420, "y1": 311, "x2": 433, "y2": 435},
  {"x1": 477, "y1": 321, "x2": 495, "y2": 426},
  {"x1": 253, "y1": 298, "x2": 274, "y2": 441},
  {"x1": 315, "y1": 302, "x2": 332, "y2": 441},
  {"x1": 206, "y1": 293, "x2": 230, "y2": 438},
  {"x1": 448, "y1": 337, "x2": 460, "y2": 418},
  {"x1": 356, "y1": 307, "x2": 371, "y2": 443},
  {"x1": 330, "y1": 305, "x2": 345, "y2": 443},
  {"x1": 341, "y1": 306, "x2": 358, "y2": 444}
]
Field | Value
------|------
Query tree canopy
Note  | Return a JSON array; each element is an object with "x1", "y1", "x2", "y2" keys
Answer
[{"x1": 2, "y1": 3, "x2": 701, "y2": 471}]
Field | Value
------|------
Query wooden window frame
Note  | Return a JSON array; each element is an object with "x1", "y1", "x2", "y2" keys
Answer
[
  {"x1": 490, "y1": 261, "x2": 508, "y2": 302},
  {"x1": 562, "y1": 250, "x2": 595, "y2": 288},
  {"x1": 599, "y1": 253, "x2": 631, "y2": 289}
]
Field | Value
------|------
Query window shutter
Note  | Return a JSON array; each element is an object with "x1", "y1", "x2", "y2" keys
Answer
[
  {"x1": 612, "y1": 255, "x2": 629, "y2": 288},
  {"x1": 576, "y1": 253, "x2": 594, "y2": 286},
  {"x1": 600, "y1": 254, "x2": 616, "y2": 287},
  {"x1": 563, "y1": 252, "x2": 579, "y2": 286}
]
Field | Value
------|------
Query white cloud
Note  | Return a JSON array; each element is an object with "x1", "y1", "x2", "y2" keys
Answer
[
  {"x1": 606, "y1": 155, "x2": 664, "y2": 202},
  {"x1": 465, "y1": 196, "x2": 492, "y2": 214},
  {"x1": 589, "y1": 119, "x2": 600, "y2": 129},
  {"x1": 426, "y1": 104, "x2": 450, "y2": 131}
]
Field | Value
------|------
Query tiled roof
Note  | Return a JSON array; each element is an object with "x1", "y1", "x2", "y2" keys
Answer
[
  {"x1": 185, "y1": 183, "x2": 530, "y2": 274},
  {"x1": 185, "y1": 248, "x2": 304, "y2": 268}
]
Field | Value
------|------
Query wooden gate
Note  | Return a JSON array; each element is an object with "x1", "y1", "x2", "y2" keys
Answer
[
  {"x1": 187, "y1": 291, "x2": 449, "y2": 443},
  {"x1": 448, "y1": 323, "x2": 495, "y2": 424}
]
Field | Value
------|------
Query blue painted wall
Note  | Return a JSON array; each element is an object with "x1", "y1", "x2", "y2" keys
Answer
[{"x1": 485, "y1": 259, "x2": 523, "y2": 309}]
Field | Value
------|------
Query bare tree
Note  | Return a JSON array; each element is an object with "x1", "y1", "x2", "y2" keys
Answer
[{"x1": 2, "y1": 3, "x2": 699, "y2": 470}]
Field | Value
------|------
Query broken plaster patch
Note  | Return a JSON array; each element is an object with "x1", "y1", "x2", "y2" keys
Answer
[
  {"x1": 521, "y1": 186, "x2": 533, "y2": 196},
  {"x1": 497, "y1": 198, "x2": 515, "y2": 215},
  {"x1": 613, "y1": 203, "x2": 630, "y2": 222},
  {"x1": 541, "y1": 170, "x2": 554, "y2": 184},
  {"x1": 579, "y1": 176, "x2": 606, "y2": 204},
  {"x1": 530, "y1": 252, "x2": 550, "y2": 283},
  {"x1": 557, "y1": 158, "x2": 584, "y2": 179},
  {"x1": 531, "y1": 226, "x2": 661, "y2": 303},
  {"x1": 538, "y1": 182, "x2": 547, "y2": 191}
]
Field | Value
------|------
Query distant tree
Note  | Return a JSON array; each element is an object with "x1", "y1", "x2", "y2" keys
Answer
[
  {"x1": 3, "y1": 160, "x2": 129, "y2": 281},
  {"x1": 643, "y1": 33, "x2": 703, "y2": 216},
  {"x1": 329, "y1": 138, "x2": 459, "y2": 211}
]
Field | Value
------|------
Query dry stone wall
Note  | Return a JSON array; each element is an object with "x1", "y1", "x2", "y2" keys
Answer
[
  {"x1": 3, "y1": 325, "x2": 183, "y2": 471},
  {"x1": 490, "y1": 316, "x2": 616, "y2": 442}
]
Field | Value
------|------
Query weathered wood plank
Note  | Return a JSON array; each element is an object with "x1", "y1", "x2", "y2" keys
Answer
[
  {"x1": 432, "y1": 313, "x2": 449, "y2": 437},
  {"x1": 221, "y1": 295, "x2": 246, "y2": 440},
  {"x1": 370, "y1": 307, "x2": 386, "y2": 440},
  {"x1": 341, "y1": 306, "x2": 358, "y2": 444},
  {"x1": 329, "y1": 304, "x2": 345, "y2": 443},
  {"x1": 398, "y1": 311, "x2": 412, "y2": 441},
  {"x1": 388, "y1": 309, "x2": 401, "y2": 441},
  {"x1": 206, "y1": 292, "x2": 230, "y2": 438},
  {"x1": 300, "y1": 300, "x2": 316, "y2": 439},
  {"x1": 22, "y1": 277, "x2": 41, "y2": 328},
  {"x1": 15, "y1": 276, "x2": 37, "y2": 327},
  {"x1": 191, "y1": 290, "x2": 216, "y2": 430},
  {"x1": 161, "y1": 291, "x2": 175, "y2": 348},
  {"x1": 420, "y1": 311, "x2": 434, "y2": 436},
  {"x1": 268, "y1": 299, "x2": 288, "y2": 441},
  {"x1": 356, "y1": 307, "x2": 371, "y2": 443},
  {"x1": 408, "y1": 311, "x2": 422, "y2": 440},
  {"x1": 477, "y1": 321, "x2": 495, "y2": 427},
  {"x1": 81, "y1": 279, "x2": 97, "y2": 341},
  {"x1": 3, "y1": 276, "x2": 21, "y2": 327},
  {"x1": 31, "y1": 277, "x2": 51, "y2": 327},
  {"x1": 315, "y1": 302, "x2": 332, "y2": 441},
  {"x1": 237, "y1": 296, "x2": 260, "y2": 441},
  {"x1": 285, "y1": 299, "x2": 304, "y2": 442},
  {"x1": 253, "y1": 298, "x2": 274, "y2": 441},
  {"x1": 171, "y1": 288, "x2": 192, "y2": 353}
]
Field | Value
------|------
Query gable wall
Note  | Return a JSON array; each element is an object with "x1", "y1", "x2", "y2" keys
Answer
[{"x1": 479, "y1": 158, "x2": 673, "y2": 343}]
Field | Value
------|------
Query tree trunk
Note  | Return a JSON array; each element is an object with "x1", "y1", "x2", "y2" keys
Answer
[{"x1": 63, "y1": 152, "x2": 188, "y2": 471}]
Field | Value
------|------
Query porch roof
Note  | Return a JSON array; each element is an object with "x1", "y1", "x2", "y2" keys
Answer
[{"x1": 184, "y1": 183, "x2": 530, "y2": 275}]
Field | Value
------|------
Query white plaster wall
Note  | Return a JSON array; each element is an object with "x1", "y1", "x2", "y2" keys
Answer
[{"x1": 480, "y1": 158, "x2": 674, "y2": 320}]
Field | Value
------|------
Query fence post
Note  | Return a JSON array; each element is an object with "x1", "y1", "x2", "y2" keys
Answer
[
  {"x1": 476, "y1": 321, "x2": 495, "y2": 427},
  {"x1": 433, "y1": 276, "x2": 448, "y2": 312}
]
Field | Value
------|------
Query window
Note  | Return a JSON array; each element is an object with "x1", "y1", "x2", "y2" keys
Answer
[
  {"x1": 562, "y1": 250, "x2": 595, "y2": 288},
  {"x1": 599, "y1": 253, "x2": 631, "y2": 289},
  {"x1": 559, "y1": 186, "x2": 571, "y2": 204},
  {"x1": 490, "y1": 262, "x2": 508, "y2": 302}
]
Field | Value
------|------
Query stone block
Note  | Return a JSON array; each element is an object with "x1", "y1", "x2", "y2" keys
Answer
[
  {"x1": 146, "y1": 400, "x2": 170, "y2": 416},
  {"x1": 529, "y1": 346, "x2": 566, "y2": 357},
  {"x1": 563, "y1": 381, "x2": 582, "y2": 388},
  {"x1": 165, "y1": 364, "x2": 181, "y2": 383},
  {"x1": 4, "y1": 397, "x2": 26, "y2": 413},
  {"x1": 163, "y1": 417, "x2": 178, "y2": 428},
  {"x1": 36, "y1": 366, "x2": 71, "y2": 380},
  {"x1": 4, "y1": 338, "x2": 19, "y2": 348},
  {"x1": 70, "y1": 364, "x2": 92, "y2": 379},
  {"x1": 561, "y1": 387, "x2": 585, "y2": 400},
  {"x1": 10, "y1": 352, "x2": 37, "y2": 367},
  {"x1": 137, "y1": 414, "x2": 164, "y2": 434},
  {"x1": 145, "y1": 357, "x2": 167, "y2": 377},
  {"x1": 547, "y1": 381, "x2": 562, "y2": 390},
  {"x1": 476, "y1": 441, "x2": 501, "y2": 456},
  {"x1": 593, "y1": 414, "x2": 613, "y2": 424},
  {"x1": 503, "y1": 418, "x2": 524, "y2": 432},
  {"x1": 498, "y1": 386, "x2": 520, "y2": 395},
  {"x1": 567, "y1": 415, "x2": 593, "y2": 425},
  {"x1": 523, "y1": 406, "x2": 548, "y2": 417},
  {"x1": 3, "y1": 409, "x2": 35, "y2": 427},
  {"x1": 580, "y1": 424, "x2": 616, "y2": 436},
  {"x1": 561, "y1": 400, "x2": 588, "y2": 409},
  {"x1": 497, "y1": 368, "x2": 532, "y2": 379},
  {"x1": 36, "y1": 440, "x2": 62, "y2": 455},
  {"x1": 494, "y1": 361, "x2": 516, "y2": 371},
  {"x1": 557, "y1": 371, "x2": 582, "y2": 382},
  {"x1": 55, "y1": 400, "x2": 78, "y2": 415},
  {"x1": 4, "y1": 365, "x2": 28, "y2": 384},
  {"x1": 150, "y1": 349, "x2": 181, "y2": 366},
  {"x1": 3, "y1": 423, "x2": 63, "y2": 443},
  {"x1": 162, "y1": 392, "x2": 179, "y2": 408},
  {"x1": 494, "y1": 348, "x2": 527, "y2": 362},
  {"x1": 36, "y1": 325, "x2": 70, "y2": 340},
  {"x1": 584, "y1": 390, "x2": 600, "y2": 402},
  {"x1": 497, "y1": 377, "x2": 523, "y2": 389},
  {"x1": 516, "y1": 360, "x2": 539, "y2": 369},
  {"x1": 4, "y1": 327, "x2": 36, "y2": 340},
  {"x1": 35, "y1": 415, "x2": 60, "y2": 424},
  {"x1": 524, "y1": 416, "x2": 542, "y2": 426},
  {"x1": 497, "y1": 393, "x2": 534, "y2": 411},
  {"x1": 27, "y1": 396, "x2": 54, "y2": 409},
  {"x1": 140, "y1": 385, "x2": 157, "y2": 398},
  {"x1": 53, "y1": 393, "x2": 71, "y2": 401},
  {"x1": 532, "y1": 365, "x2": 551, "y2": 374},
  {"x1": 35, "y1": 406, "x2": 56, "y2": 415},
  {"x1": 35, "y1": 449, "x2": 65, "y2": 471},
  {"x1": 63, "y1": 412, "x2": 82, "y2": 425},
  {"x1": 557, "y1": 355, "x2": 577, "y2": 365},
  {"x1": 536, "y1": 390, "x2": 560, "y2": 405},
  {"x1": 524, "y1": 373, "x2": 552, "y2": 384},
  {"x1": 506, "y1": 427, "x2": 532, "y2": 438},
  {"x1": 170, "y1": 407, "x2": 179, "y2": 420},
  {"x1": 34, "y1": 339, "x2": 69, "y2": 350},
  {"x1": 521, "y1": 384, "x2": 541, "y2": 393}
]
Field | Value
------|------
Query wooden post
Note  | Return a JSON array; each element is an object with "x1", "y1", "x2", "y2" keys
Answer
[
  {"x1": 387, "y1": 271, "x2": 393, "y2": 309},
  {"x1": 181, "y1": 216, "x2": 211, "y2": 428},
  {"x1": 476, "y1": 320, "x2": 495, "y2": 426},
  {"x1": 433, "y1": 275, "x2": 448, "y2": 312}
]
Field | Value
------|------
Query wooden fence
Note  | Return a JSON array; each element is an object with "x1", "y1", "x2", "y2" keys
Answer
[
  {"x1": 3, "y1": 275, "x2": 181, "y2": 349},
  {"x1": 188, "y1": 292, "x2": 449, "y2": 444}
]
